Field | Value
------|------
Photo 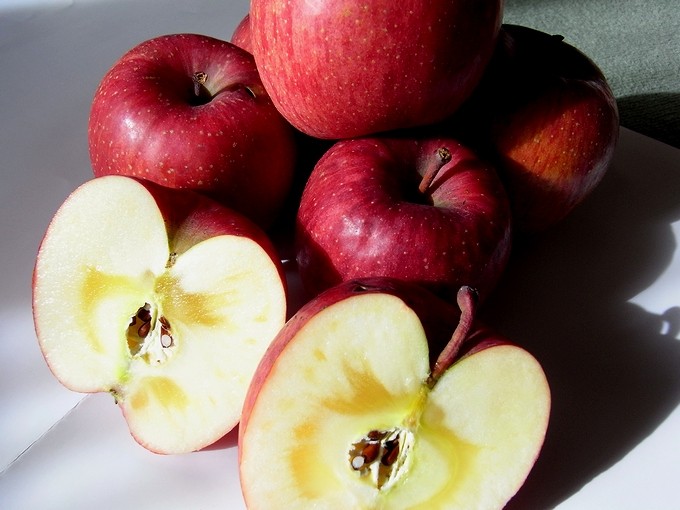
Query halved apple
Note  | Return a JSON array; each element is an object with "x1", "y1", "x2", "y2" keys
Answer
[
  {"x1": 239, "y1": 278, "x2": 550, "y2": 509},
  {"x1": 32, "y1": 175, "x2": 287, "y2": 454}
]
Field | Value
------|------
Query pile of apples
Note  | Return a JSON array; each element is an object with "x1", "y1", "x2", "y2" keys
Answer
[{"x1": 32, "y1": 0, "x2": 620, "y2": 508}]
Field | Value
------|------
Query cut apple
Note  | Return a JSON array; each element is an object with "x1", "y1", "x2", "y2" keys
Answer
[
  {"x1": 239, "y1": 278, "x2": 550, "y2": 509},
  {"x1": 32, "y1": 175, "x2": 287, "y2": 454}
]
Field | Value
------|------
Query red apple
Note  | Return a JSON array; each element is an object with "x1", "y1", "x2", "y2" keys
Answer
[
  {"x1": 239, "y1": 278, "x2": 551, "y2": 508},
  {"x1": 450, "y1": 24, "x2": 620, "y2": 232},
  {"x1": 88, "y1": 33, "x2": 297, "y2": 228},
  {"x1": 32, "y1": 175, "x2": 287, "y2": 454},
  {"x1": 295, "y1": 135, "x2": 512, "y2": 302},
  {"x1": 249, "y1": 0, "x2": 504, "y2": 139},
  {"x1": 231, "y1": 13, "x2": 253, "y2": 54}
]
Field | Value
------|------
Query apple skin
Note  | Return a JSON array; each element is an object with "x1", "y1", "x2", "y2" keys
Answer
[
  {"x1": 231, "y1": 13, "x2": 253, "y2": 54},
  {"x1": 295, "y1": 135, "x2": 512, "y2": 303},
  {"x1": 239, "y1": 277, "x2": 551, "y2": 508},
  {"x1": 88, "y1": 33, "x2": 297, "y2": 229},
  {"x1": 249, "y1": 0, "x2": 504, "y2": 139},
  {"x1": 449, "y1": 24, "x2": 620, "y2": 232},
  {"x1": 32, "y1": 175, "x2": 287, "y2": 454}
]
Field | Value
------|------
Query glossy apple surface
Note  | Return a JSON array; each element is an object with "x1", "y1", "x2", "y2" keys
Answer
[
  {"x1": 239, "y1": 278, "x2": 551, "y2": 509},
  {"x1": 32, "y1": 175, "x2": 287, "y2": 454},
  {"x1": 295, "y1": 135, "x2": 512, "y2": 302},
  {"x1": 249, "y1": 0, "x2": 503, "y2": 139},
  {"x1": 88, "y1": 33, "x2": 296, "y2": 228},
  {"x1": 451, "y1": 24, "x2": 620, "y2": 232}
]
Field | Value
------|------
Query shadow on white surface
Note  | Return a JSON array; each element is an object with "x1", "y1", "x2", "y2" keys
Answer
[{"x1": 486, "y1": 129, "x2": 680, "y2": 509}]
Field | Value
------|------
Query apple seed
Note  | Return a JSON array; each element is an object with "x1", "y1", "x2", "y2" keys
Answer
[{"x1": 349, "y1": 427, "x2": 414, "y2": 491}]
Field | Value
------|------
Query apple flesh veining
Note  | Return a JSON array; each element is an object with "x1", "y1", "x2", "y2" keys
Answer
[
  {"x1": 32, "y1": 175, "x2": 287, "y2": 454},
  {"x1": 239, "y1": 278, "x2": 551, "y2": 509},
  {"x1": 449, "y1": 24, "x2": 620, "y2": 232},
  {"x1": 295, "y1": 135, "x2": 512, "y2": 303},
  {"x1": 88, "y1": 33, "x2": 296, "y2": 229},
  {"x1": 249, "y1": 0, "x2": 504, "y2": 139}
]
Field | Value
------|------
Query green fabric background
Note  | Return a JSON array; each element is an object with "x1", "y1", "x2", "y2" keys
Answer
[{"x1": 503, "y1": 0, "x2": 680, "y2": 148}]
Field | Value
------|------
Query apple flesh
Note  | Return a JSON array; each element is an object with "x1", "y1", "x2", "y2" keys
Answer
[
  {"x1": 32, "y1": 175, "x2": 287, "y2": 454},
  {"x1": 249, "y1": 0, "x2": 503, "y2": 139},
  {"x1": 239, "y1": 278, "x2": 551, "y2": 509},
  {"x1": 88, "y1": 33, "x2": 296, "y2": 228},
  {"x1": 295, "y1": 135, "x2": 512, "y2": 302},
  {"x1": 450, "y1": 24, "x2": 620, "y2": 232}
]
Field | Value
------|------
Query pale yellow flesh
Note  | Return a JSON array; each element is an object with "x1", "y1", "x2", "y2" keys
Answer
[
  {"x1": 33, "y1": 176, "x2": 286, "y2": 453},
  {"x1": 240, "y1": 293, "x2": 550, "y2": 509}
]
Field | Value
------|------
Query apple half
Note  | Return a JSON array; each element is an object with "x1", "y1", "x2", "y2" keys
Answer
[
  {"x1": 239, "y1": 278, "x2": 551, "y2": 509},
  {"x1": 32, "y1": 175, "x2": 287, "y2": 454}
]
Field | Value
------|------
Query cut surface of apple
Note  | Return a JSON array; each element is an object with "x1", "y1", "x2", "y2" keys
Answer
[
  {"x1": 239, "y1": 282, "x2": 550, "y2": 509},
  {"x1": 32, "y1": 175, "x2": 287, "y2": 454}
]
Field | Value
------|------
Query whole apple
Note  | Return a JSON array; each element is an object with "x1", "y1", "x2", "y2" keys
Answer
[
  {"x1": 449, "y1": 24, "x2": 620, "y2": 232},
  {"x1": 239, "y1": 278, "x2": 551, "y2": 509},
  {"x1": 88, "y1": 33, "x2": 296, "y2": 228},
  {"x1": 295, "y1": 135, "x2": 512, "y2": 302},
  {"x1": 249, "y1": 0, "x2": 504, "y2": 139},
  {"x1": 32, "y1": 175, "x2": 288, "y2": 454}
]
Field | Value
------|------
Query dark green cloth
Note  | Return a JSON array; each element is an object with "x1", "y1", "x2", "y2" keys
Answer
[{"x1": 504, "y1": 0, "x2": 680, "y2": 148}]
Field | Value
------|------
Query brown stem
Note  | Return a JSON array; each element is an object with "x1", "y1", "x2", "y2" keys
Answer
[
  {"x1": 429, "y1": 286, "x2": 478, "y2": 385},
  {"x1": 418, "y1": 147, "x2": 452, "y2": 194},
  {"x1": 192, "y1": 71, "x2": 208, "y2": 97}
]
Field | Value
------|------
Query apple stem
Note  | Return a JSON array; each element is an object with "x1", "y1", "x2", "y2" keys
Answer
[
  {"x1": 429, "y1": 286, "x2": 478, "y2": 385},
  {"x1": 418, "y1": 147, "x2": 452, "y2": 194},
  {"x1": 192, "y1": 71, "x2": 208, "y2": 98}
]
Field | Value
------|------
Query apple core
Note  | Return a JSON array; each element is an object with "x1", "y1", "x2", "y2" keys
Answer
[
  {"x1": 126, "y1": 302, "x2": 176, "y2": 366},
  {"x1": 349, "y1": 427, "x2": 415, "y2": 491}
]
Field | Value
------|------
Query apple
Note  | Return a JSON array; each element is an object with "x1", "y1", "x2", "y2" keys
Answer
[
  {"x1": 295, "y1": 135, "x2": 512, "y2": 303},
  {"x1": 449, "y1": 24, "x2": 620, "y2": 232},
  {"x1": 231, "y1": 13, "x2": 253, "y2": 54},
  {"x1": 32, "y1": 175, "x2": 287, "y2": 454},
  {"x1": 249, "y1": 0, "x2": 504, "y2": 139},
  {"x1": 88, "y1": 33, "x2": 297, "y2": 229},
  {"x1": 239, "y1": 278, "x2": 551, "y2": 509}
]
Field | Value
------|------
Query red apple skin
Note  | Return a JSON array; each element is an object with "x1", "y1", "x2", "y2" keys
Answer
[
  {"x1": 231, "y1": 13, "x2": 253, "y2": 54},
  {"x1": 295, "y1": 136, "x2": 512, "y2": 303},
  {"x1": 249, "y1": 0, "x2": 504, "y2": 139},
  {"x1": 449, "y1": 24, "x2": 620, "y2": 232},
  {"x1": 88, "y1": 33, "x2": 297, "y2": 229}
]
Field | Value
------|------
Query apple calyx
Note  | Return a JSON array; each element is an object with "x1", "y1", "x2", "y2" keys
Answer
[
  {"x1": 429, "y1": 285, "x2": 478, "y2": 385},
  {"x1": 418, "y1": 146, "x2": 453, "y2": 194}
]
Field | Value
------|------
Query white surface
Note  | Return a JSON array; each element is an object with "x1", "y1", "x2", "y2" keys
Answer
[{"x1": 1, "y1": 2, "x2": 679, "y2": 509}]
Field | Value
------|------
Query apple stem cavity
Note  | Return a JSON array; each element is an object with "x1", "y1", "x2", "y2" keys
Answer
[
  {"x1": 429, "y1": 285, "x2": 478, "y2": 385},
  {"x1": 418, "y1": 146, "x2": 452, "y2": 195}
]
